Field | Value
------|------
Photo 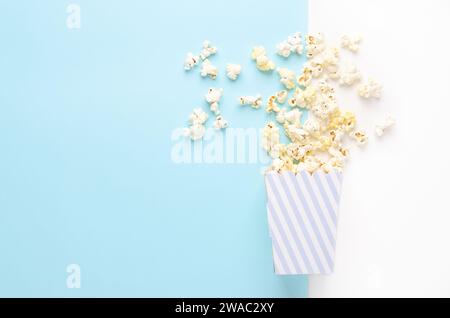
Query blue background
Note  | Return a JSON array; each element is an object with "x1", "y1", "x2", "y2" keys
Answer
[{"x1": 0, "y1": 0, "x2": 309, "y2": 297}]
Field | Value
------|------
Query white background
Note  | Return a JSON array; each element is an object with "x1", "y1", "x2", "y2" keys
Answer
[{"x1": 309, "y1": 0, "x2": 450, "y2": 297}]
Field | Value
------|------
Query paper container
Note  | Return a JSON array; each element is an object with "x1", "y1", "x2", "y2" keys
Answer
[{"x1": 265, "y1": 170, "x2": 343, "y2": 275}]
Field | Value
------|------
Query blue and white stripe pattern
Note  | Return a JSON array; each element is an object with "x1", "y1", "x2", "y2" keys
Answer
[{"x1": 265, "y1": 170, "x2": 343, "y2": 275}]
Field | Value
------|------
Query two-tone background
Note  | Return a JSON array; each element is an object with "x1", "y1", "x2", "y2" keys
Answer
[{"x1": 1, "y1": 0, "x2": 450, "y2": 297}]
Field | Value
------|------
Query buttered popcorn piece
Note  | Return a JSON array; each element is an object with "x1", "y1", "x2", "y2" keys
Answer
[
  {"x1": 205, "y1": 88, "x2": 223, "y2": 115},
  {"x1": 276, "y1": 90, "x2": 288, "y2": 104},
  {"x1": 341, "y1": 35, "x2": 362, "y2": 53},
  {"x1": 277, "y1": 68, "x2": 296, "y2": 90},
  {"x1": 276, "y1": 32, "x2": 303, "y2": 58},
  {"x1": 200, "y1": 59, "x2": 218, "y2": 80},
  {"x1": 306, "y1": 33, "x2": 325, "y2": 58},
  {"x1": 375, "y1": 114, "x2": 396, "y2": 137},
  {"x1": 351, "y1": 130, "x2": 368, "y2": 145},
  {"x1": 226, "y1": 63, "x2": 242, "y2": 80},
  {"x1": 179, "y1": 32, "x2": 389, "y2": 174},
  {"x1": 297, "y1": 67, "x2": 313, "y2": 87},
  {"x1": 213, "y1": 115, "x2": 228, "y2": 130},
  {"x1": 199, "y1": 40, "x2": 218, "y2": 60},
  {"x1": 358, "y1": 77, "x2": 382, "y2": 99},
  {"x1": 266, "y1": 95, "x2": 281, "y2": 113},
  {"x1": 184, "y1": 52, "x2": 199, "y2": 71},
  {"x1": 251, "y1": 46, "x2": 276, "y2": 72},
  {"x1": 262, "y1": 122, "x2": 281, "y2": 153},
  {"x1": 239, "y1": 95, "x2": 263, "y2": 109},
  {"x1": 339, "y1": 62, "x2": 361, "y2": 86}
]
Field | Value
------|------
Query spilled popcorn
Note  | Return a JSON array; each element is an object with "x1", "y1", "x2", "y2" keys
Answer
[{"x1": 180, "y1": 33, "x2": 395, "y2": 171}]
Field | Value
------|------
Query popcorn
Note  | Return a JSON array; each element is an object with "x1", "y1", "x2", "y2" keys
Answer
[
  {"x1": 276, "y1": 90, "x2": 288, "y2": 104},
  {"x1": 251, "y1": 46, "x2": 276, "y2": 72},
  {"x1": 266, "y1": 95, "x2": 281, "y2": 113},
  {"x1": 375, "y1": 114, "x2": 395, "y2": 137},
  {"x1": 289, "y1": 86, "x2": 317, "y2": 109},
  {"x1": 277, "y1": 68, "x2": 296, "y2": 90},
  {"x1": 351, "y1": 130, "x2": 368, "y2": 145},
  {"x1": 341, "y1": 35, "x2": 362, "y2": 53},
  {"x1": 303, "y1": 116, "x2": 321, "y2": 135},
  {"x1": 276, "y1": 108, "x2": 302, "y2": 126},
  {"x1": 205, "y1": 88, "x2": 223, "y2": 115},
  {"x1": 184, "y1": 108, "x2": 209, "y2": 141},
  {"x1": 184, "y1": 52, "x2": 199, "y2": 71},
  {"x1": 178, "y1": 32, "x2": 392, "y2": 174},
  {"x1": 188, "y1": 108, "x2": 208, "y2": 125},
  {"x1": 262, "y1": 122, "x2": 280, "y2": 153},
  {"x1": 339, "y1": 62, "x2": 361, "y2": 86},
  {"x1": 239, "y1": 95, "x2": 263, "y2": 109},
  {"x1": 213, "y1": 115, "x2": 228, "y2": 130},
  {"x1": 306, "y1": 33, "x2": 325, "y2": 58},
  {"x1": 199, "y1": 40, "x2": 218, "y2": 60},
  {"x1": 303, "y1": 46, "x2": 340, "y2": 79},
  {"x1": 286, "y1": 143, "x2": 312, "y2": 161},
  {"x1": 303, "y1": 156, "x2": 322, "y2": 174},
  {"x1": 269, "y1": 143, "x2": 286, "y2": 159},
  {"x1": 297, "y1": 67, "x2": 313, "y2": 87},
  {"x1": 200, "y1": 59, "x2": 218, "y2": 79},
  {"x1": 226, "y1": 63, "x2": 242, "y2": 80},
  {"x1": 276, "y1": 32, "x2": 303, "y2": 58},
  {"x1": 358, "y1": 77, "x2": 382, "y2": 99},
  {"x1": 183, "y1": 124, "x2": 206, "y2": 141},
  {"x1": 328, "y1": 109, "x2": 357, "y2": 132},
  {"x1": 285, "y1": 124, "x2": 309, "y2": 144}
]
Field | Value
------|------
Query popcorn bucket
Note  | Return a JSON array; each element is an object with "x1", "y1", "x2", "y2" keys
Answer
[{"x1": 265, "y1": 170, "x2": 343, "y2": 275}]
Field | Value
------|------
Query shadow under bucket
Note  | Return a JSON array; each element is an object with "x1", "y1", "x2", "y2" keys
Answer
[{"x1": 265, "y1": 170, "x2": 343, "y2": 275}]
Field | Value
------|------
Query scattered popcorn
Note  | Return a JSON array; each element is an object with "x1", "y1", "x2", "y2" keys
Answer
[
  {"x1": 351, "y1": 130, "x2": 368, "y2": 145},
  {"x1": 199, "y1": 40, "x2": 218, "y2": 60},
  {"x1": 205, "y1": 88, "x2": 223, "y2": 115},
  {"x1": 251, "y1": 46, "x2": 276, "y2": 72},
  {"x1": 341, "y1": 35, "x2": 362, "y2": 53},
  {"x1": 358, "y1": 77, "x2": 382, "y2": 99},
  {"x1": 239, "y1": 95, "x2": 263, "y2": 109},
  {"x1": 277, "y1": 68, "x2": 296, "y2": 90},
  {"x1": 213, "y1": 115, "x2": 228, "y2": 130},
  {"x1": 184, "y1": 52, "x2": 199, "y2": 71},
  {"x1": 266, "y1": 95, "x2": 281, "y2": 113},
  {"x1": 276, "y1": 90, "x2": 288, "y2": 104},
  {"x1": 178, "y1": 32, "x2": 393, "y2": 172},
  {"x1": 276, "y1": 32, "x2": 303, "y2": 58},
  {"x1": 200, "y1": 59, "x2": 218, "y2": 79},
  {"x1": 226, "y1": 63, "x2": 242, "y2": 80},
  {"x1": 375, "y1": 115, "x2": 396, "y2": 137},
  {"x1": 339, "y1": 62, "x2": 361, "y2": 86}
]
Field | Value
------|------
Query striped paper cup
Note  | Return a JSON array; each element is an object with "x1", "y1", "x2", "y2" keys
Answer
[{"x1": 265, "y1": 170, "x2": 343, "y2": 275}]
